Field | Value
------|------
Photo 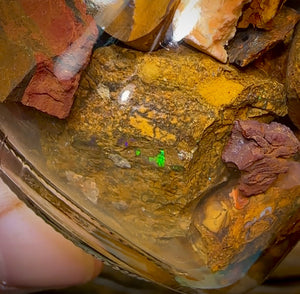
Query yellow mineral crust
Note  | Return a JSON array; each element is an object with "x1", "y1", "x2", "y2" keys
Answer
[
  {"x1": 198, "y1": 76, "x2": 244, "y2": 107},
  {"x1": 129, "y1": 114, "x2": 176, "y2": 142},
  {"x1": 137, "y1": 51, "x2": 255, "y2": 109},
  {"x1": 172, "y1": 0, "x2": 250, "y2": 63}
]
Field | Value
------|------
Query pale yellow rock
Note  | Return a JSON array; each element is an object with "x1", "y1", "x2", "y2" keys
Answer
[{"x1": 172, "y1": 0, "x2": 250, "y2": 62}]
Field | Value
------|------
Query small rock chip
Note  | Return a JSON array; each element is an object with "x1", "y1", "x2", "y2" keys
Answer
[
  {"x1": 108, "y1": 153, "x2": 131, "y2": 169},
  {"x1": 238, "y1": 0, "x2": 287, "y2": 29}
]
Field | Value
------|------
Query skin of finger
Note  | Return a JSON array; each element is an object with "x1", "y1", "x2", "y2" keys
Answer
[{"x1": 0, "y1": 179, "x2": 102, "y2": 289}]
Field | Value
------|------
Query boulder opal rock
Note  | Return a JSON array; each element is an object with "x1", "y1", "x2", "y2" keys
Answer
[
  {"x1": 38, "y1": 44, "x2": 289, "y2": 241},
  {"x1": 0, "y1": 41, "x2": 297, "y2": 289}
]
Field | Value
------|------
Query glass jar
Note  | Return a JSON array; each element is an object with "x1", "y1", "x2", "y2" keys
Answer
[{"x1": 0, "y1": 1, "x2": 299, "y2": 293}]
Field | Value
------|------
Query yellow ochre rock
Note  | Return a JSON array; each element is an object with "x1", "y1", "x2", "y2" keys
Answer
[
  {"x1": 238, "y1": 0, "x2": 287, "y2": 29},
  {"x1": 38, "y1": 45, "x2": 287, "y2": 242}
]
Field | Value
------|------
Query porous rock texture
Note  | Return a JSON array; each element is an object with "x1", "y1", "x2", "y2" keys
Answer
[
  {"x1": 222, "y1": 120, "x2": 300, "y2": 196},
  {"x1": 38, "y1": 45, "x2": 288, "y2": 240}
]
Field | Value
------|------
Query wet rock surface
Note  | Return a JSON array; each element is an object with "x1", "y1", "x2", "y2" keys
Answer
[
  {"x1": 0, "y1": 25, "x2": 299, "y2": 290},
  {"x1": 37, "y1": 45, "x2": 289, "y2": 242},
  {"x1": 1, "y1": 2, "x2": 300, "y2": 290},
  {"x1": 0, "y1": 0, "x2": 98, "y2": 118},
  {"x1": 189, "y1": 160, "x2": 300, "y2": 272}
]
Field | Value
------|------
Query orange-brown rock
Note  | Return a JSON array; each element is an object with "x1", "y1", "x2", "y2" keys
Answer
[
  {"x1": 125, "y1": 2, "x2": 179, "y2": 51},
  {"x1": 238, "y1": 0, "x2": 287, "y2": 29},
  {"x1": 0, "y1": 0, "x2": 98, "y2": 118},
  {"x1": 228, "y1": 6, "x2": 300, "y2": 66},
  {"x1": 287, "y1": 23, "x2": 300, "y2": 129},
  {"x1": 94, "y1": 0, "x2": 179, "y2": 50},
  {"x1": 171, "y1": 0, "x2": 250, "y2": 63},
  {"x1": 0, "y1": 31, "x2": 35, "y2": 102},
  {"x1": 189, "y1": 160, "x2": 300, "y2": 272}
]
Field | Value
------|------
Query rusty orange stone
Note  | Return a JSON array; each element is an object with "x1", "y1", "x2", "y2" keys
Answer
[{"x1": 0, "y1": 0, "x2": 98, "y2": 118}]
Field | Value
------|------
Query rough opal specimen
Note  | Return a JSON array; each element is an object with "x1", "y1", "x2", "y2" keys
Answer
[{"x1": 38, "y1": 44, "x2": 288, "y2": 240}]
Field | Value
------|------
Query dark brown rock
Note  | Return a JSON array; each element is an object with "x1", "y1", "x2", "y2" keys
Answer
[
  {"x1": 222, "y1": 120, "x2": 300, "y2": 196},
  {"x1": 228, "y1": 6, "x2": 300, "y2": 67},
  {"x1": 253, "y1": 42, "x2": 290, "y2": 83},
  {"x1": 287, "y1": 22, "x2": 300, "y2": 129}
]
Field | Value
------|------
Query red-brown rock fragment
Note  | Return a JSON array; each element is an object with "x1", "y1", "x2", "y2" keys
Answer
[
  {"x1": 22, "y1": 17, "x2": 99, "y2": 119},
  {"x1": 21, "y1": 56, "x2": 81, "y2": 119},
  {"x1": 0, "y1": 0, "x2": 98, "y2": 118},
  {"x1": 227, "y1": 7, "x2": 300, "y2": 66},
  {"x1": 222, "y1": 120, "x2": 300, "y2": 197}
]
